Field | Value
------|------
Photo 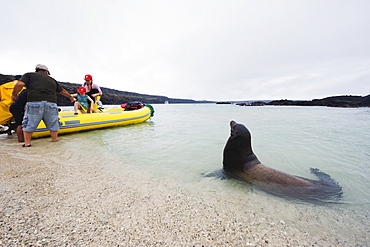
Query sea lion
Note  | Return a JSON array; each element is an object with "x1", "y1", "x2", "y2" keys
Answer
[{"x1": 223, "y1": 121, "x2": 342, "y2": 201}]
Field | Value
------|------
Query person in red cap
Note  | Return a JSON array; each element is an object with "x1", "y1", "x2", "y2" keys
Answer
[
  {"x1": 71, "y1": 87, "x2": 94, "y2": 115},
  {"x1": 81, "y1": 74, "x2": 102, "y2": 112}
]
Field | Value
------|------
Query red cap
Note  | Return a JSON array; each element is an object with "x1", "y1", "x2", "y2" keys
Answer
[
  {"x1": 78, "y1": 87, "x2": 87, "y2": 94},
  {"x1": 84, "y1": 74, "x2": 92, "y2": 80}
]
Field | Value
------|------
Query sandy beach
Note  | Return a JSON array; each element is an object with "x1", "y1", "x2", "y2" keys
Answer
[{"x1": 0, "y1": 137, "x2": 365, "y2": 246}]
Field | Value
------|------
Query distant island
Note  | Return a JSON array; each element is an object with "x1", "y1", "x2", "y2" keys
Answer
[
  {"x1": 0, "y1": 74, "x2": 214, "y2": 106},
  {"x1": 226, "y1": 95, "x2": 370, "y2": 108},
  {"x1": 2, "y1": 73, "x2": 369, "y2": 107}
]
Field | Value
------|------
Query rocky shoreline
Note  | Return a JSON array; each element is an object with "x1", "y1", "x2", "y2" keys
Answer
[{"x1": 217, "y1": 94, "x2": 370, "y2": 108}]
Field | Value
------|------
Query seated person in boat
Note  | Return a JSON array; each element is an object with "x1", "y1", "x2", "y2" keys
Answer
[
  {"x1": 82, "y1": 74, "x2": 103, "y2": 113},
  {"x1": 72, "y1": 87, "x2": 94, "y2": 115}
]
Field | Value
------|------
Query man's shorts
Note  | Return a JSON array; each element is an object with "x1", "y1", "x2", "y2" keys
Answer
[{"x1": 22, "y1": 101, "x2": 60, "y2": 132}]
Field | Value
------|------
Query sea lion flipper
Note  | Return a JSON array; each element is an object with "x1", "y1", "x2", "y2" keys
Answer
[
  {"x1": 310, "y1": 168, "x2": 339, "y2": 185},
  {"x1": 203, "y1": 169, "x2": 229, "y2": 180}
]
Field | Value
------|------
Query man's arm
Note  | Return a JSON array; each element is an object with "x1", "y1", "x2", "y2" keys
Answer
[
  {"x1": 59, "y1": 89, "x2": 76, "y2": 102},
  {"x1": 12, "y1": 81, "x2": 26, "y2": 102}
]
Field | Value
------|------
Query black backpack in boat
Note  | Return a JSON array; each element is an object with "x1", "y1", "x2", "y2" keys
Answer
[{"x1": 121, "y1": 102, "x2": 144, "y2": 111}]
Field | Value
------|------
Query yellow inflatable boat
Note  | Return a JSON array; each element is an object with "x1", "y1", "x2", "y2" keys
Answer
[{"x1": 32, "y1": 105, "x2": 154, "y2": 138}]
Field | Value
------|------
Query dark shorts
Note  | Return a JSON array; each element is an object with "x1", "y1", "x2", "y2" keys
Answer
[
  {"x1": 9, "y1": 105, "x2": 24, "y2": 127},
  {"x1": 87, "y1": 89, "x2": 99, "y2": 102}
]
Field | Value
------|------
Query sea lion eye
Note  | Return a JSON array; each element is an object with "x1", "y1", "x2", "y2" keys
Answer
[
  {"x1": 231, "y1": 129, "x2": 237, "y2": 137},
  {"x1": 230, "y1": 129, "x2": 235, "y2": 136}
]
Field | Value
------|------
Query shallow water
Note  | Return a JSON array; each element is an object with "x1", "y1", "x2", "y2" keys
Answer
[
  {"x1": 2, "y1": 104, "x2": 369, "y2": 244},
  {"x1": 94, "y1": 104, "x2": 370, "y2": 203}
]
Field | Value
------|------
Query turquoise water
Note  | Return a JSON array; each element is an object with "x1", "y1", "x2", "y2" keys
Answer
[
  {"x1": 109, "y1": 104, "x2": 369, "y2": 243},
  {"x1": 2, "y1": 104, "x2": 369, "y2": 243},
  {"x1": 92, "y1": 104, "x2": 370, "y2": 205}
]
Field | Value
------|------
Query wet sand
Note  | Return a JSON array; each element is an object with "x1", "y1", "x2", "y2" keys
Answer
[{"x1": 0, "y1": 138, "x2": 364, "y2": 246}]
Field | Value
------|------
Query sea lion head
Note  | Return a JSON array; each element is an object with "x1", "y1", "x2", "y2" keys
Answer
[{"x1": 223, "y1": 121, "x2": 261, "y2": 171}]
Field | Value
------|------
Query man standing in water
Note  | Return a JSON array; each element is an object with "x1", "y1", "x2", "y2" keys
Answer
[{"x1": 12, "y1": 64, "x2": 75, "y2": 147}]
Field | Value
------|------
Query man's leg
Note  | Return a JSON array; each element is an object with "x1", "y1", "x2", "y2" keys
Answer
[
  {"x1": 16, "y1": 125, "x2": 24, "y2": 142},
  {"x1": 43, "y1": 102, "x2": 59, "y2": 142},
  {"x1": 50, "y1": 131, "x2": 58, "y2": 142},
  {"x1": 23, "y1": 131, "x2": 32, "y2": 146}
]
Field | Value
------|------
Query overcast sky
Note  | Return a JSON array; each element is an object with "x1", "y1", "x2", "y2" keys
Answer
[{"x1": 1, "y1": 0, "x2": 370, "y2": 101}]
